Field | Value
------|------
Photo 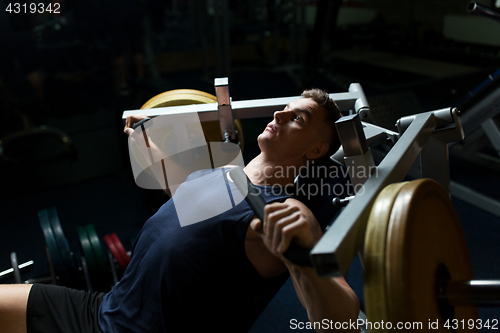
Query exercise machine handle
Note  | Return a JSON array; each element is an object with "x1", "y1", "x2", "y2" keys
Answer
[{"x1": 229, "y1": 166, "x2": 312, "y2": 266}]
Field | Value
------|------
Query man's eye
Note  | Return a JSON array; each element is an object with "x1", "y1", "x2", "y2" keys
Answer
[{"x1": 294, "y1": 115, "x2": 301, "y2": 121}]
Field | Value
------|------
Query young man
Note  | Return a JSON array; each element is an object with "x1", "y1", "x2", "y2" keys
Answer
[{"x1": 0, "y1": 89, "x2": 359, "y2": 333}]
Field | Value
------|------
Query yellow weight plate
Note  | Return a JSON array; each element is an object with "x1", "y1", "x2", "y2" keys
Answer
[
  {"x1": 140, "y1": 89, "x2": 218, "y2": 109},
  {"x1": 386, "y1": 179, "x2": 477, "y2": 331},
  {"x1": 140, "y1": 89, "x2": 244, "y2": 151},
  {"x1": 364, "y1": 181, "x2": 408, "y2": 326}
]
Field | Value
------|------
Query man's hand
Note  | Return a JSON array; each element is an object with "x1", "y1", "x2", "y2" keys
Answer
[
  {"x1": 124, "y1": 114, "x2": 148, "y2": 135},
  {"x1": 250, "y1": 198, "x2": 322, "y2": 260}
]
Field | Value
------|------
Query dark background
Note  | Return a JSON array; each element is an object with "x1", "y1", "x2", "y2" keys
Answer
[{"x1": 1, "y1": 0, "x2": 499, "y2": 331}]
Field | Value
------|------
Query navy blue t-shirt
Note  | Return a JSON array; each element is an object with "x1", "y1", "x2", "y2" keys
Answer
[{"x1": 98, "y1": 168, "x2": 294, "y2": 333}]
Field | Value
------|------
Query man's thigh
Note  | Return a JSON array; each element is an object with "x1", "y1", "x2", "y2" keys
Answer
[{"x1": 26, "y1": 284, "x2": 104, "y2": 333}]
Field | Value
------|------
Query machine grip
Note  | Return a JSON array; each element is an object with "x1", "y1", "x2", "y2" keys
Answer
[
  {"x1": 131, "y1": 117, "x2": 151, "y2": 130},
  {"x1": 229, "y1": 167, "x2": 312, "y2": 267}
]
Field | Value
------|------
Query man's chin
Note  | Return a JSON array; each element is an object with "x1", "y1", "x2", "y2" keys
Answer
[
  {"x1": 257, "y1": 132, "x2": 273, "y2": 142},
  {"x1": 257, "y1": 134, "x2": 270, "y2": 149}
]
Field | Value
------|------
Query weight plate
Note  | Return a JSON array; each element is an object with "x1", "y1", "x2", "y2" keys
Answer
[
  {"x1": 80, "y1": 256, "x2": 92, "y2": 292},
  {"x1": 45, "y1": 207, "x2": 81, "y2": 287},
  {"x1": 85, "y1": 224, "x2": 108, "y2": 274},
  {"x1": 140, "y1": 89, "x2": 244, "y2": 151},
  {"x1": 104, "y1": 234, "x2": 128, "y2": 271},
  {"x1": 110, "y1": 233, "x2": 131, "y2": 269},
  {"x1": 363, "y1": 182, "x2": 407, "y2": 324},
  {"x1": 386, "y1": 179, "x2": 477, "y2": 329},
  {"x1": 39, "y1": 209, "x2": 68, "y2": 283},
  {"x1": 77, "y1": 226, "x2": 98, "y2": 280},
  {"x1": 364, "y1": 179, "x2": 478, "y2": 332}
]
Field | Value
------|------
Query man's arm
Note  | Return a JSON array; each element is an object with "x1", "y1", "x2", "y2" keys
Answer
[
  {"x1": 250, "y1": 198, "x2": 360, "y2": 332},
  {"x1": 124, "y1": 114, "x2": 196, "y2": 196}
]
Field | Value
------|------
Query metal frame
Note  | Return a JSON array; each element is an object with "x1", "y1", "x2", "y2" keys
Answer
[
  {"x1": 447, "y1": 69, "x2": 500, "y2": 218},
  {"x1": 122, "y1": 78, "x2": 371, "y2": 137},
  {"x1": 450, "y1": 181, "x2": 500, "y2": 218},
  {"x1": 122, "y1": 79, "x2": 468, "y2": 278},
  {"x1": 311, "y1": 108, "x2": 464, "y2": 277},
  {"x1": 481, "y1": 117, "x2": 500, "y2": 157}
]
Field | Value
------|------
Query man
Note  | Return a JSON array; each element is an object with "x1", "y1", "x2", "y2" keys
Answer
[{"x1": 0, "y1": 89, "x2": 359, "y2": 333}]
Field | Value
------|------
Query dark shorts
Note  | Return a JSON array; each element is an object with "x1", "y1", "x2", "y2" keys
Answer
[{"x1": 27, "y1": 284, "x2": 106, "y2": 333}]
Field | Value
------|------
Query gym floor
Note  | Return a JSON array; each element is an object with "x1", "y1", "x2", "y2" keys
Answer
[{"x1": 1, "y1": 1, "x2": 500, "y2": 332}]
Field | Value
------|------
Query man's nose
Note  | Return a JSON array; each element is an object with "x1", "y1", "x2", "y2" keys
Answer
[{"x1": 273, "y1": 109, "x2": 292, "y2": 123}]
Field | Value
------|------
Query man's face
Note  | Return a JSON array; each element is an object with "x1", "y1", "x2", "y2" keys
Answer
[{"x1": 258, "y1": 98, "x2": 329, "y2": 163}]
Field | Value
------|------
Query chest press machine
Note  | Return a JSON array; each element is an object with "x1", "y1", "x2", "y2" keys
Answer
[{"x1": 123, "y1": 78, "x2": 500, "y2": 331}]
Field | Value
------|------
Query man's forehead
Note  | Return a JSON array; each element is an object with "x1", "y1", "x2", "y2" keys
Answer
[
  {"x1": 288, "y1": 97, "x2": 319, "y2": 111},
  {"x1": 288, "y1": 98, "x2": 326, "y2": 119}
]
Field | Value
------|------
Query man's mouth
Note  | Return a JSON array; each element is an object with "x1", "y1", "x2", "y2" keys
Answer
[{"x1": 266, "y1": 124, "x2": 277, "y2": 134}]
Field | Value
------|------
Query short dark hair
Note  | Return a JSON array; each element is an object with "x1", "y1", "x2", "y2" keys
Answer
[{"x1": 301, "y1": 88, "x2": 342, "y2": 161}]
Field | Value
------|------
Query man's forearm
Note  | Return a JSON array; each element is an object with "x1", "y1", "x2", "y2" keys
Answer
[{"x1": 286, "y1": 262, "x2": 360, "y2": 333}]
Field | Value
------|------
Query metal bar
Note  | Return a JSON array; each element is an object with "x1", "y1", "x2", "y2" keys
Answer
[
  {"x1": 450, "y1": 181, "x2": 500, "y2": 218},
  {"x1": 215, "y1": 78, "x2": 235, "y2": 141},
  {"x1": 336, "y1": 113, "x2": 375, "y2": 192},
  {"x1": 122, "y1": 88, "x2": 366, "y2": 121},
  {"x1": 397, "y1": 107, "x2": 454, "y2": 134},
  {"x1": 336, "y1": 114, "x2": 369, "y2": 156},
  {"x1": 420, "y1": 136, "x2": 450, "y2": 194},
  {"x1": 468, "y1": 1, "x2": 500, "y2": 23},
  {"x1": 332, "y1": 121, "x2": 398, "y2": 164},
  {"x1": 440, "y1": 280, "x2": 500, "y2": 306},
  {"x1": 363, "y1": 122, "x2": 399, "y2": 145},
  {"x1": 10, "y1": 252, "x2": 21, "y2": 284},
  {"x1": 310, "y1": 113, "x2": 438, "y2": 277},
  {"x1": 460, "y1": 84, "x2": 500, "y2": 137},
  {"x1": 123, "y1": 103, "x2": 219, "y2": 121},
  {"x1": 481, "y1": 118, "x2": 500, "y2": 156},
  {"x1": 0, "y1": 260, "x2": 34, "y2": 279},
  {"x1": 349, "y1": 83, "x2": 371, "y2": 120}
]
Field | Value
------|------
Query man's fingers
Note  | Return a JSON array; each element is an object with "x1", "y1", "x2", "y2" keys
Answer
[
  {"x1": 264, "y1": 205, "x2": 287, "y2": 237},
  {"x1": 124, "y1": 114, "x2": 148, "y2": 135},
  {"x1": 263, "y1": 203, "x2": 289, "y2": 234},
  {"x1": 263, "y1": 202, "x2": 288, "y2": 218},
  {"x1": 280, "y1": 219, "x2": 314, "y2": 254},
  {"x1": 250, "y1": 217, "x2": 263, "y2": 233},
  {"x1": 265, "y1": 206, "x2": 299, "y2": 249},
  {"x1": 125, "y1": 115, "x2": 134, "y2": 129},
  {"x1": 272, "y1": 210, "x2": 300, "y2": 253}
]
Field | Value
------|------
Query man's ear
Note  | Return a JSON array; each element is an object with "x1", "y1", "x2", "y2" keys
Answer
[{"x1": 305, "y1": 142, "x2": 329, "y2": 160}]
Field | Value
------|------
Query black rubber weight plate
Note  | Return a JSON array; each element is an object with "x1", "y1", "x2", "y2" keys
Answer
[
  {"x1": 77, "y1": 226, "x2": 98, "y2": 280},
  {"x1": 85, "y1": 224, "x2": 108, "y2": 274},
  {"x1": 39, "y1": 209, "x2": 68, "y2": 283},
  {"x1": 46, "y1": 207, "x2": 81, "y2": 288}
]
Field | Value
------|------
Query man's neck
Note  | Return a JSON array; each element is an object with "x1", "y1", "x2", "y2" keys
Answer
[{"x1": 243, "y1": 154, "x2": 304, "y2": 187}]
